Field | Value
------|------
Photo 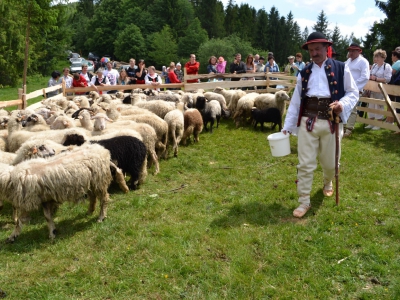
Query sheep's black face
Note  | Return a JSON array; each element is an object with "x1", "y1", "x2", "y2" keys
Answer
[
  {"x1": 63, "y1": 134, "x2": 86, "y2": 146},
  {"x1": 195, "y1": 97, "x2": 206, "y2": 110}
]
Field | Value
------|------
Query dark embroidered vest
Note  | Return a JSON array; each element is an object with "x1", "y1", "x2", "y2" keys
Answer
[{"x1": 297, "y1": 58, "x2": 345, "y2": 126}]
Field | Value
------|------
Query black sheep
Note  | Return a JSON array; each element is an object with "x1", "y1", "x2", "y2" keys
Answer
[
  {"x1": 251, "y1": 107, "x2": 282, "y2": 131},
  {"x1": 63, "y1": 134, "x2": 147, "y2": 190}
]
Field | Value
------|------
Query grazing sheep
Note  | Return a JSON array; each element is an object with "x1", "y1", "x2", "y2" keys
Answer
[
  {"x1": 195, "y1": 97, "x2": 221, "y2": 133},
  {"x1": 119, "y1": 113, "x2": 168, "y2": 158},
  {"x1": 135, "y1": 100, "x2": 176, "y2": 119},
  {"x1": 182, "y1": 109, "x2": 203, "y2": 145},
  {"x1": 90, "y1": 136, "x2": 147, "y2": 190},
  {"x1": 253, "y1": 90, "x2": 290, "y2": 117},
  {"x1": 232, "y1": 92, "x2": 259, "y2": 128},
  {"x1": 41, "y1": 97, "x2": 69, "y2": 110},
  {"x1": 164, "y1": 105, "x2": 184, "y2": 157},
  {"x1": 5, "y1": 144, "x2": 113, "y2": 241},
  {"x1": 204, "y1": 92, "x2": 230, "y2": 117},
  {"x1": 213, "y1": 87, "x2": 246, "y2": 115},
  {"x1": 251, "y1": 107, "x2": 282, "y2": 131}
]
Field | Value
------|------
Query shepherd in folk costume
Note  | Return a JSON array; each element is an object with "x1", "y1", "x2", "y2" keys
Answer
[{"x1": 282, "y1": 32, "x2": 359, "y2": 218}]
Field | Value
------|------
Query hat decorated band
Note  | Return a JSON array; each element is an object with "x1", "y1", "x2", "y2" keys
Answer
[
  {"x1": 347, "y1": 43, "x2": 362, "y2": 52},
  {"x1": 302, "y1": 32, "x2": 332, "y2": 50}
]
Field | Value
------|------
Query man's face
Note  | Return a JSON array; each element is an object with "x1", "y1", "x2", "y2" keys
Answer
[
  {"x1": 307, "y1": 43, "x2": 327, "y2": 65},
  {"x1": 348, "y1": 49, "x2": 361, "y2": 60},
  {"x1": 289, "y1": 58, "x2": 294, "y2": 64},
  {"x1": 235, "y1": 55, "x2": 241, "y2": 62},
  {"x1": 255, "y1": 55, "x2": 260, "y2": 61},
  {"x1": 107, "y1": 63, "x2": 112, "y2": 70}
]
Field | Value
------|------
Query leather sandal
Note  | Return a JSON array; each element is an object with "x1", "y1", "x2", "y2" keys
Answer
[{"x1": 293, "y1": 203, "x2": 311, "y2": 218}]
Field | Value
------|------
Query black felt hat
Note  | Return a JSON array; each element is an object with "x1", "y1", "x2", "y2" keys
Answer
[
  {"x1": 347, "y1": 43, "x2": 362, "y2": 52},
  {"x1": 302, "y1": 32, "x2": 332, "y2": 50}
]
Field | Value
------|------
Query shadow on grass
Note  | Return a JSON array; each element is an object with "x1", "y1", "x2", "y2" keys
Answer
[
  {"x1": 1, "y1": 210, "x2": 99, "y2": 253},
  {"x1": 211, "y1": 191, "x2": 326, "y2": 228}
]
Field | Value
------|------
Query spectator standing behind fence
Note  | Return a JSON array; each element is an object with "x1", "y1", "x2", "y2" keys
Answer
[
  {"x1": 284, "y1": 56, "x2": 296, "y2": 76},
  {"x1": 216, "y1": 57, "x2": 226, "y2": 75},
  {"x1": 254, "y1": 54, "x2": 260, "y2": 66},
  {"x1": 292, "y1": 53, "x2": 305, "y2": 76},
  {"x1": 365, "y1": 49, "x2": 392, "y2": 130},
  {"x1": 168, "y1": 62, "x2": 181, "y2": 84},
  {"x1": 175, "y1": 63, "x2": 184, "y2": 82},
  {"x1": 343, "y1": 43, "x2": 370, "y2": 137},
  {"x1": 103, "y1": 61, "x2": 119, "y2": 94},
  {"x1": 162, "y1": 66, "x2": 170, "y2": 84},
  {"x1": 230, "y1": 53, "x2": 247, "y2": 82},
  {"x1": 264, "y1": 55, "x2": 279, "y2": 86},
  {"x1": 282, "y1": 31, "x2": 358, "y2": 218},
  {"x1": 72, "y1": 73, "x2": 88, "y2": 95},
  {"x1": 255, "y1": 56, "x2": 266, "y2": 89},
  {"x1": 47, "y1": 70, "x2": 61, "y2": 97},
  {"x1": 80, "y1": 64, "x2": 93, "y2": 87},
  {"x1": 127, "y1": 58, "x2": 137, "y2": 84},
  {"x1": 90, "y1": 68, "x2": 110, "y2": 95},
  {"x1": 135, "y1": 59, "x2": 147, "y2": 84},
  {"x1": 207, "y1": 56, "x2": 218, "y2": 74},
  {"x1": 145, "y1": 66, "x2": 162, "y2": 91},
  {"x1": 185, "y1": 54, "x2": 200, "y2": 83},
  {"x1": 244, "y1": 54, "x2": 256, "y2": 90},
  {"x1": 62, "y1": 68, "x2": 72, "y2": 88},
  {"x1": 387, "y1": 47, "x2": 400, "y2": 125}
]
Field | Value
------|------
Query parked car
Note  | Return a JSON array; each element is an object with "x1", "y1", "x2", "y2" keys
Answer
[
  {"x1": 70, "y1": 62, "x2": 83, "y2": 73},
  {"x1": 68, "y1": 52, "x2": 81, "y2": 62},
  {"x1": 82, "y1": 59, "x2": 95, "y2": 72},
  {"x1": 88, "y1": 52, "x2": 99, "y2": 61}
]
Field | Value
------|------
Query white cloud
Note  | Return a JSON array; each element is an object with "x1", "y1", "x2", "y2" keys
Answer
[{"x1": 287, "y1": 0, "x2": 356, "y2": 15}]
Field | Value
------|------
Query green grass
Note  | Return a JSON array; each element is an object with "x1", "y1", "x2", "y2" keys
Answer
[{"x1": 1, "y1": 118, "x2": 400, "y2": 299}]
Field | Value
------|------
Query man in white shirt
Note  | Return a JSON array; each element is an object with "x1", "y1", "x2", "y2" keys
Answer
[
  {"x1": 282, "y1": 32, "x2": 358, "y2": 218},
  {"x1": 103, "y1": 61, "x2": 119, "y2": 93},
  {"x1": 343, "y1": 43, "x2": 370, "y2": 137},
  {"x1": 80, "y1": 63, "x2": 93, "y2": 86}
]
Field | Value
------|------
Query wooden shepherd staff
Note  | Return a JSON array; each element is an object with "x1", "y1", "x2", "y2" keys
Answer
[{"x1": 328, "y1": 107, "x2": 340, "y2": 205}]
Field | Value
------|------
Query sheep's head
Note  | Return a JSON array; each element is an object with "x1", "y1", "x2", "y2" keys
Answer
[
  {"x1": 25, "y1": 144, "x2": 55, "y2": 159},
  {"x1": 115, "y1": 91, "x2": 124, "y2": 99},
  {"x1": 22, "y1": 114, "x2": 41, "y2": 127},
  {"x1": 88, "y1": 91, "x2": 100, "y2": 99},
  {"x1": 213, "y1": 87, "x2": 223, "y2": 93},
  {"x1": 62, "y1": 133, "x2": 86, "y2": 146},
  {"x1": 275, "y1": 91, "x2": 290, "y2": 102},
  {"x1": 91, "y1": 113, "x2": 113, "y2": 131},
  {"x1": 0, "y1": 116, "x2": 9, "y2": 129},
  {"x1": 195, "y1": 96, "x2": 206, "y2": 110}
]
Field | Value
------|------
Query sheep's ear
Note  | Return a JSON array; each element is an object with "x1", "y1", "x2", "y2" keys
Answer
[
  {"x1": 117, "y1": 107, "x2": 121, "y2": 111},
  {"x1": 31, "y1": 146, "x2": 38, "y2": 154},
  {"x1": 78, "y1": 115, "x2": 83, "y2": 120},
  {"x1": 106, "y1": 117, "x2": 114, "y2": 123},
  {"x1": 63, "y1": 121, "x2": 69, "y2": 126}
]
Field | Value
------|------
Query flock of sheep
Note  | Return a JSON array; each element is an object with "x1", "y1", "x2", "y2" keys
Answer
[{"x1": 0, "y1": 87, "x2": 290, "y2": 242}]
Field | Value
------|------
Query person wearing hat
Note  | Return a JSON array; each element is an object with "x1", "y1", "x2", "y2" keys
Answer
[
  {"x1": 343, "y1": 43, "x2": 370, "y2": 137},
  {"x1": 282, "y1": 32, "x2": 358, "y2": 218},
  {"x1": 284, "y1": 55, "x2": 296, "y2": 75}
]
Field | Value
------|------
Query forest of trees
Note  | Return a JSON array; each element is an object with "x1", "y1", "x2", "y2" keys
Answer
[{"x1": 0, "y1": 0, "x2": 398, "y2": 87}]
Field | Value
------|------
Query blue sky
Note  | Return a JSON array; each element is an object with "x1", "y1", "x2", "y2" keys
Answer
[{"x1": 222, "y1": 0, "x2": 386, "y2": 40}]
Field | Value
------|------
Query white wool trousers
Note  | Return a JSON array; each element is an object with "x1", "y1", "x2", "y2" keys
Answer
[{"x1": 297, "y1": 116, "x2": 343, "y2": 203}]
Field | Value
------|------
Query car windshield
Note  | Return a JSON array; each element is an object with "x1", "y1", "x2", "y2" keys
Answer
[{"x1": 71, "y1": 64, "x2": 82, "y2": 68}]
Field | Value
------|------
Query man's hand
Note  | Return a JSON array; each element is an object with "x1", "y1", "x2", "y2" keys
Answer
[{"x1": 329, "y1": 101, "x2": 343, "y2": 114}]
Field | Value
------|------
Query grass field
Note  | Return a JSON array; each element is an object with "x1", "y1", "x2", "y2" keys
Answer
[{"x1": 0, "y1": 114, "x2": 399, "y2": 299}]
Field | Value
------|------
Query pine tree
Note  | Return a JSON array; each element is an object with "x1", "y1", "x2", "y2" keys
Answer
[{"x1": 312, "y1": 10, "x2": 330, "y2": 38}]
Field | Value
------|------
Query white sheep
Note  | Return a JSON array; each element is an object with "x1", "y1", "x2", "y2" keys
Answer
[
  {"x1": 135, "y1": 100, "x2": 176, "y2": 119},
  {"x1": 253, "y1": 90, "x2": 290, "y2": 117},
  {"x1": 50, "y1": 115, "x2": 76, "y2": 130},
  {"x1": 77, "y1": 109, "x2": 94, "y2": 131},
  {"x1": 232, "y1": 92, "x2": 259, "y2": 128},
  {"x1": 5, "y1": 144, "x2": 113, "y2": 241},
  {"x1": 0, "y1": 109, "x2": 9, "y2": 117},
  {"x1": 21, "y1": 113, "x2": 50, "y2": 132},
  {"x1": 164, "y1": 104, "x2": 184, "y2": 157},
  {"x1": 0, "y1": 150, "x2": 17, "y2": 164},
  {"x1": 213, "y1": 87, "x2": 246, "y2": 115},
  {"x1": 73, "y1": 95, "x2": 91, "y2": 108}
]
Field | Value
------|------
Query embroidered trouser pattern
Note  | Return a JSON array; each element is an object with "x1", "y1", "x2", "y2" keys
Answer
[{"x1": 297, "y1": 116, "x2": 343, "y2": 201}]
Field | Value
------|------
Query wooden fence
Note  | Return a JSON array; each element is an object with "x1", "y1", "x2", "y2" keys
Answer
[{"x1": 1, "y1": 71, "x2": 399, "y2": 132}]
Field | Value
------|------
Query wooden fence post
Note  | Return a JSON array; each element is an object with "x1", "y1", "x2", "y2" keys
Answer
[{"x1": 18, "y1": 88, "x2": 23, "y2": 109}]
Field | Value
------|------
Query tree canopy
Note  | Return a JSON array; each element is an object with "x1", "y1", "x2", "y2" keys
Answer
[{"x1": 0, "y1": 0, "x2": 397, "y2": 87}]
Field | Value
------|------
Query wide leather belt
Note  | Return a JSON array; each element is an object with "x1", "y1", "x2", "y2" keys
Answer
[{"x1": 302, "y1": 97, "x2": 332, "y2": 120}]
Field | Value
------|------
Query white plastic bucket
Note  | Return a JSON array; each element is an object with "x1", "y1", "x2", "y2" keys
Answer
[{"x1": 267, "y1": 132, "x2": 291, "y2": 157}]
